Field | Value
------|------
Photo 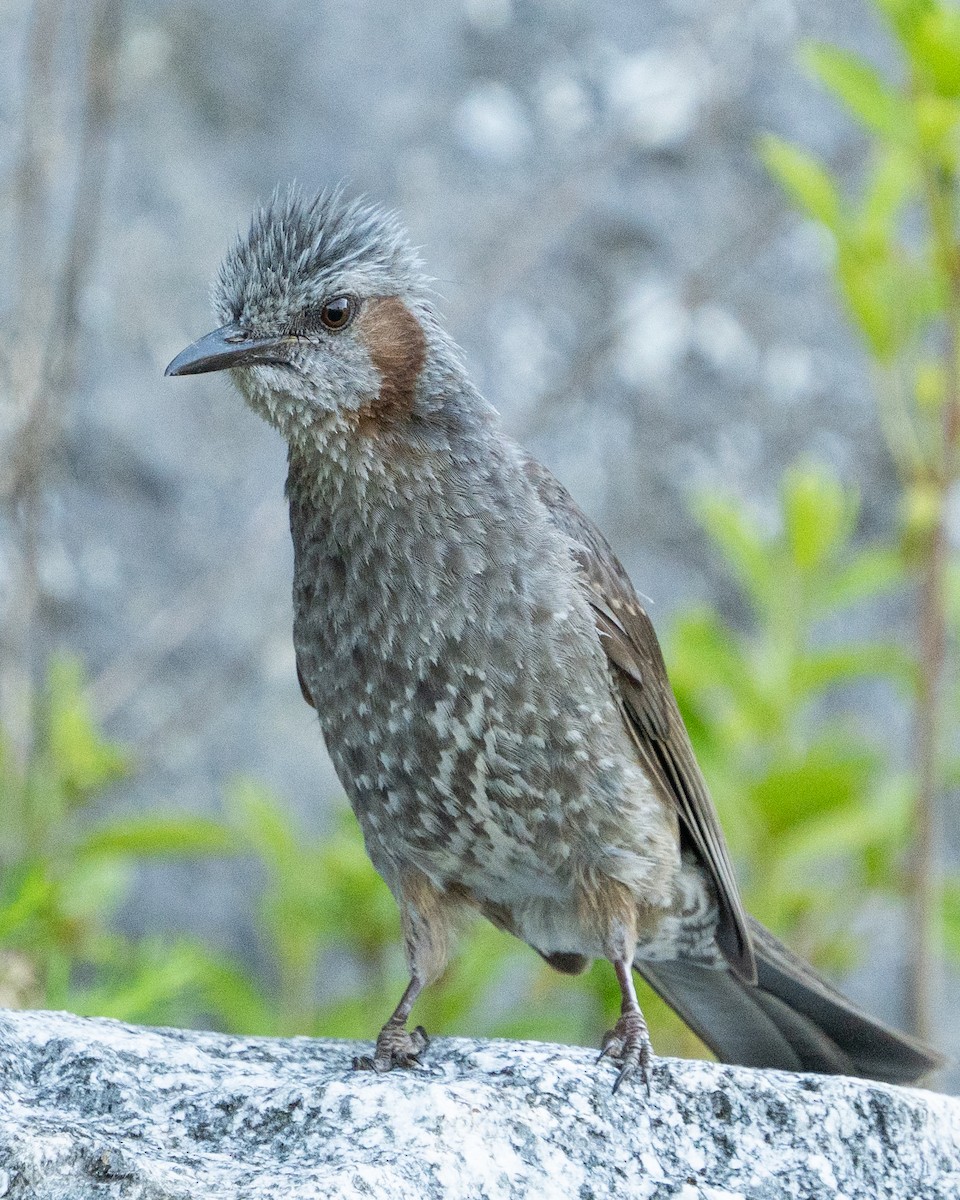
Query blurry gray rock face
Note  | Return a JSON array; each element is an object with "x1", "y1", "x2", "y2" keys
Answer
[
  {"x1": 1, "y1": 1008, "x2": 958, "y2": 1199},
  {"x1": 0, "y1": 0, "x2": 931, "y2": 1023}
]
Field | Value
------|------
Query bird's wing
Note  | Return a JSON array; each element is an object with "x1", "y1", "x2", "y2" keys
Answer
[{"x1": 523, "y1": 456, "x2": 756, "y2": 983}]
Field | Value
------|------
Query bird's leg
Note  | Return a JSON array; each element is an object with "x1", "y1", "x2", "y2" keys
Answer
[
  {"x1": 352, "y1": 973, "x2": 429, "y2": 1073},
  {"x1": 598, "y1": 957, "x2": 654, "y2": 1094},
  {"x1": 353, "y1": 868, "x2": 452, "y2": 1074}
]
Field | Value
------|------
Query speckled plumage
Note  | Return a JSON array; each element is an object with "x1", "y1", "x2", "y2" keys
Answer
[
  {"x1": 167, "y1": 188, "x2": 941, "y2": 1089},
  {"x1": 283, "y1": 403, "x2": 694, "y2": 967}
]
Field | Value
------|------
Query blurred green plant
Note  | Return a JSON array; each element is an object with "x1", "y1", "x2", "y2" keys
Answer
[
  {"x1": 760, "y1": 0, "x2": 959, "y2": 1041},
  {"x1": 0, "y1": 654, "x2": 238, "y2": 1023},
  {"x1": 669, "y1": 467, "x2": 915, "y2": 968}
]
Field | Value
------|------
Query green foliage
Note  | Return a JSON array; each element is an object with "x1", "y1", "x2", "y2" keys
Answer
[
  {"x1": 762, "y1": 3, "x2": 959, "y2": 365},
  {"x1": 0, "y1": 654, "x2": 238, "y2": 1020},
  {"x1": 803, "y1": 44, "x2": 913, "y2": 142},
  {"x1": 944, "y1": 879, "x2": 960, "y2": 958},
  {"x1": 758, "y1": 138, "x2": 842, "y2": 231},
  {"x1": 761, "y1": 0, "x2": 960, "y2": 1032},
  {"x1": 668, "y1": 467, "x2": 916, "y2": 966}
]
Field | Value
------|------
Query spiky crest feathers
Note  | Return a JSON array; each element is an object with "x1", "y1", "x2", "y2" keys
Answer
[{"x1": 214, "y1": 186, "x2": 431, "y2": 333}]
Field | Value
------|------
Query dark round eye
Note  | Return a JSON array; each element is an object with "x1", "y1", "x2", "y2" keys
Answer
[{"x1": 319, "y1": 295, "x2": 355, "y2": 330}]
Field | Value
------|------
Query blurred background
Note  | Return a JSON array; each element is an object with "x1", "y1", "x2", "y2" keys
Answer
[{"x1": 1, "y1": 0, "x2": 958, "y2": 1092}]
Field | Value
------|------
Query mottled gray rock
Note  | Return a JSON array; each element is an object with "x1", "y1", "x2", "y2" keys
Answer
[{"x1": 0, "y1": 1009, "x2": 956, "y2": 1199}]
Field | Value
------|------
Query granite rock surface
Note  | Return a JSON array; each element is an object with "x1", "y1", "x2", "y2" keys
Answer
[{"x1": 0, "y1": 1008, "x2": 956, "y2": 1199}]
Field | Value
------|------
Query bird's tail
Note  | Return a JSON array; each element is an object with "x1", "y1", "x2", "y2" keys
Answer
[{"x1": 636, "y1": 917, "x2": 942, "y2": 1086}]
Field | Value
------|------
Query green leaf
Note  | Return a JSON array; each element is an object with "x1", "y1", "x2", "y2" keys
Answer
[
  {"x1": 197, "y1": 957, "x2": 276, "y2": 1036},
  {"x1": 914, "y1": 361, "x2": 947, "y2": 412},
  {"x1": 226, "y1": 778, "x2": 300, "y2": 865},
  {"x1": 835, "y1": 238, "x2": 937, "y2": 358},
  {"x1": 668, "y1": 609, "x2": 749, "y2": 697},
  {"x1": 914, "y1": 94, "x2": 960, "y2": 169},
  {"x1": 861, "y1": 146, "x2": 918, "y2": 238},
  {"x1": 795, "y1": 644, "x2": 916, "y2": 694},
  {"x1": 838, "y1": 248, "x2": 895, "y2": 357},
  {"x1": 911, "y1": 9, "x2": 960, "y2": 99},
  {"x1": 805, "y1": 43, "x2": 913, "y2": 142},
  {"x1": 775, "y1": 772, "x2": 912, "y2": 890},
  {"x1": 41, "y1": 655, "x2": 129, "y2": 803},
  {"x1": 77, "y1": 816, "x2": 238, "y2": 859},
  {"x1": 57, "y1": 858, "x2": 130, "y2": 924},
  {"x1": 815, "y1": 547, "x2": 906, "y2": 611},
  {"x1": 694, "y1": 493, "x2": 775, "y2": 613},
  {"x1": 313, "y1": 813, "x2": 400, "y2": 951},
  {"x1": 750, "y1": 743, "x2": 880, "y2": 838},
  {"x1": 0, "y1": 867, "x2": 54, "y2": 941},
  {"x1": 70, "y1": 939, "x2": 213, "y2": 1023},
  {"x1": 759, "y1": 134, "x2": 843, "y2": 229},
  {"x1": 782, "y1": 465, "x2": 854, "y2": 572},
  {"x1": 667, "y1": 609, "x2": 781, "y2": 749},
  {"x1": 943, "y1": 561, "x2": 960, "y2": 630},
  {"x1": 944, "y1": 878, "x2": 960, "y2": 960},
  {"x1": 874, "y1": 0, "x2": 934, "y2": 43}
]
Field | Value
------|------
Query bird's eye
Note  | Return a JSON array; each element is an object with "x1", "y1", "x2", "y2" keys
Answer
[{"x1": 318, "y1": 296, "x2": 355, "y2": 331}]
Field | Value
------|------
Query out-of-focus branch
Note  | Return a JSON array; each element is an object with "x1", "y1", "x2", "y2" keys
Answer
[
  {"x1": 42, "y1": 0, "x2": 125, "y2": 409},
  {"x1": 1, "y1": 0, "x2": 67, "y2": 764},
  {"x1": 1, "y1": 0, "x2": 125, "y2": 765},
  {"x1": 13, "y1": 0, "x2": 125, "y2": 504},
  {"x1": 906, "y1": 160, "x2": 960, "y2": 1042}
]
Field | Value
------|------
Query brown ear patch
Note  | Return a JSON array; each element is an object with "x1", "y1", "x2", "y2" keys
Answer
[{"x1": 355, "y1": 296, "x2": 427, "y2": 429}]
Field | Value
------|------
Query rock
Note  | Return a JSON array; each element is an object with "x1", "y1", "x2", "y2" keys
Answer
[{"x1": 0, "y1": 1009, "x2": 956, "y2": 1199}]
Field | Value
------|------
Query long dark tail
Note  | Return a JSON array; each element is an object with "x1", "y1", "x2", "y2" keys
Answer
[{"x1": 637, "y1": 918, "x2": 942, "y2": 1085}]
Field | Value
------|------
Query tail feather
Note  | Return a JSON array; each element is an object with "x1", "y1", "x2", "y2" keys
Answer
[{"x1": 636, "y1": 918, "x2": 942, "y2": 1086}]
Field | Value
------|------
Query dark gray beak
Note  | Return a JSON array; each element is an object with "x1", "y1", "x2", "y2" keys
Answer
[{"x1": 164, "y1": 325, "x2": 290, "y2": 377}]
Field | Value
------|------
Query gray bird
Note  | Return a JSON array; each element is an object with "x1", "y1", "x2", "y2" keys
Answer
[{"x1": 166, "y1": 188, "x2": 940, "y2": 1090}]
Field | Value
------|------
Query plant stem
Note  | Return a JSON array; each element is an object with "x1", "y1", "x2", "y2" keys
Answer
[
  {"x1": 906, "y1": 157, "x2": 960, "y2": 1042},
  {"x1": 909, "y1": 514, "x2": 946, "y2": 1041}
]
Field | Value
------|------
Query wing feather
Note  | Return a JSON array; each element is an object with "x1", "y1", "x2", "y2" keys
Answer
[{"x1": 524, "y1": 456, "x2": 756, "y2": 982}]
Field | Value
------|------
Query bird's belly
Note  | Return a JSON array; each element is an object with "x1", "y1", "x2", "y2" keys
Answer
[
  {"x1": 327, "y1": 709, "x2": 584, "y2": 906},
  {"x1": 306, "y1": 638, "x2": 682, "y2": 921},
  {"x1": 506, "y1": 853, "x2": 722, "y2": 964},
  {"x1": 294, "y1": 548, "x2": 682, "y2": 920}
]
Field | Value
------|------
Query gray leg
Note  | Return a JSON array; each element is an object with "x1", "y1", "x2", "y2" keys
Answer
[
  {"x1": 597, "y1": 958, "x2": 654, "y2": 1094},
  {"x1": 352, "y1": 974, "x2": 430, "y2": 1073}
]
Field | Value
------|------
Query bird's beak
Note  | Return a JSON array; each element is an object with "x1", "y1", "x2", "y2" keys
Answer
[{"x1": 164, "y1": 325, "x2": 290, "y2": 377}]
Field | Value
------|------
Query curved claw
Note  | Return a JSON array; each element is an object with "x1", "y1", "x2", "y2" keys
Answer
[
  {"x1": 598, "y1": 1011, "x2": 654, "y2": 1096},
  {"x1": 353, "y1": 1023, "x2": 430, "y2": 1074}
]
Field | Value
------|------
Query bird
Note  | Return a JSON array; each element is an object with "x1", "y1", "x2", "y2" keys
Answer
[{"x1": 166, "y1": 187, "x2": 941, "y2": 1092}]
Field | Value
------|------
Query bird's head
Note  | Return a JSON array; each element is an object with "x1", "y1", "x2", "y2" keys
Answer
[{"x1": 165, "y1": 188, "x2": 447, "y2": 443}]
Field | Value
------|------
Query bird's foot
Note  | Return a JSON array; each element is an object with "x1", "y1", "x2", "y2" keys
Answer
[
  {"x1": 352, "y1": 1022, "x2": 429, "y2": 1073},
  {"x1": 597, "y1": 1009, "x2": 654, "y2": 1095}
]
